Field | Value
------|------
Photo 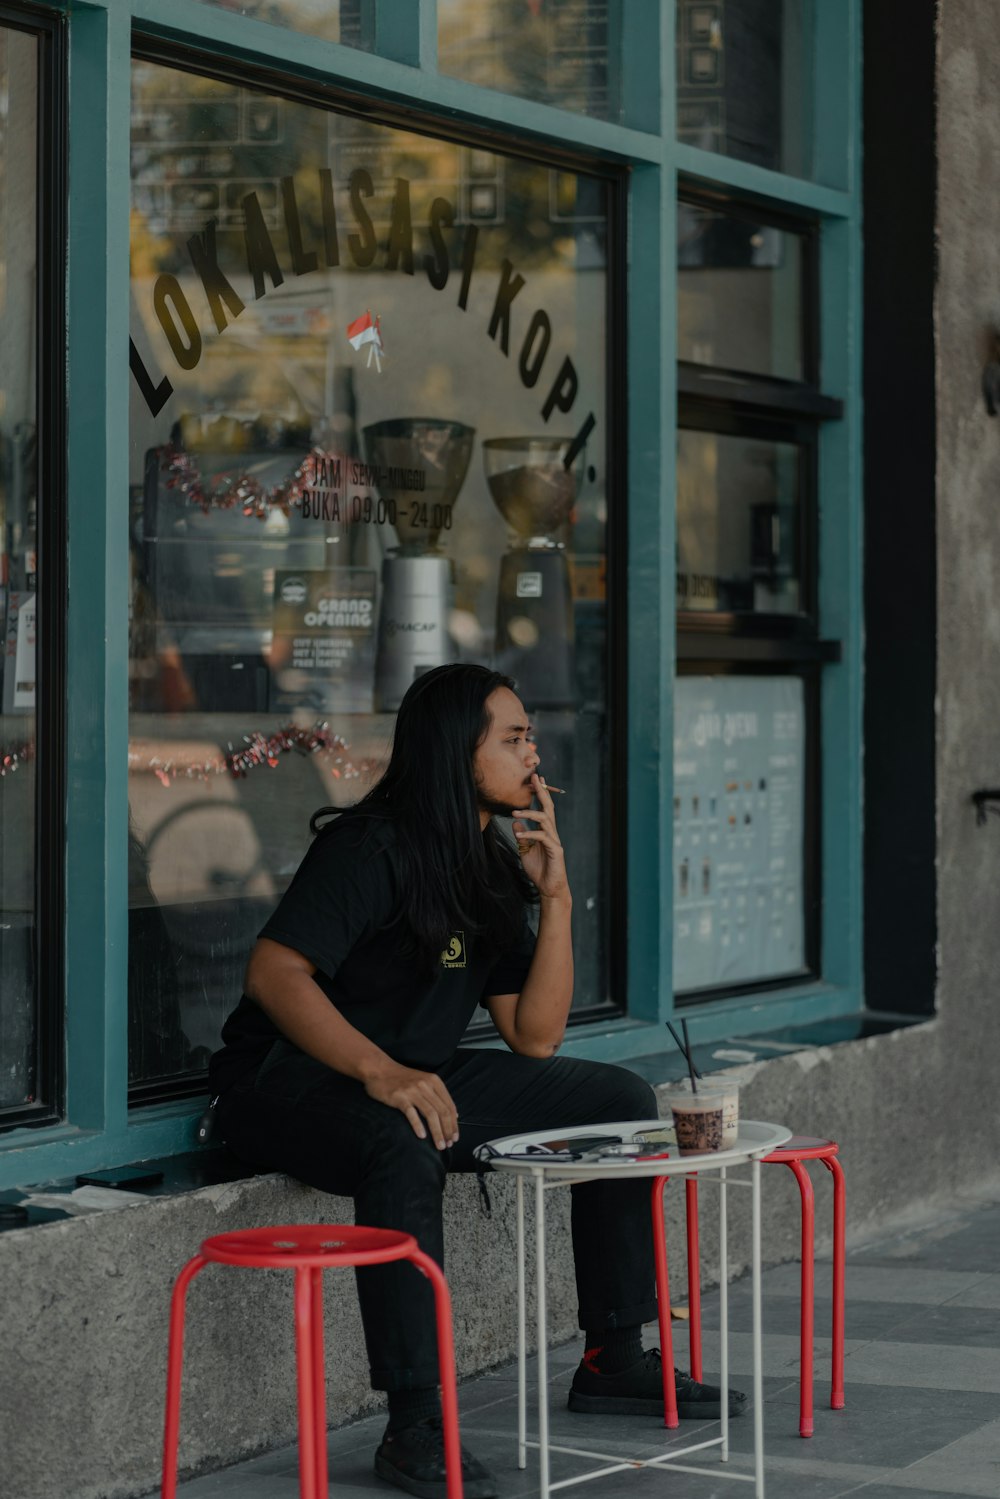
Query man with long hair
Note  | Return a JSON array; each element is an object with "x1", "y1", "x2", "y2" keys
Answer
[{"x1": 210, "y1": 664, "x2": 744, "y2": 1499}]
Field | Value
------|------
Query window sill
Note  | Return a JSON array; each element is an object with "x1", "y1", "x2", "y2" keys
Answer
[
  {"x1": 507, "y1": 993, "x2": 933, "y2": 1078},
  {"x1": 0, "y1": 1147, "x2": 253, "y2": 1233},
  {"x1": 0, "y1": 1004, "x2": 934, "y2": 1200},
  {"x1": 615, "y1": 1009, "x2": 933, "y2": 1087}
]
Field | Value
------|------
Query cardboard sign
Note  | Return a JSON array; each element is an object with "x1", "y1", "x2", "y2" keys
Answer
[{"x1": 269, "y1": 568, "x2": 376, "y2": 713}]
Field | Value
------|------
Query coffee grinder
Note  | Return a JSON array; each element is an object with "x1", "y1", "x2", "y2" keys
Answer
[
  {"x1": 363, "y1": 417, "x2": 475, "y2": 711},
  {"x1": 483, "y1": 435, "x2": 583, "y2": 707}
]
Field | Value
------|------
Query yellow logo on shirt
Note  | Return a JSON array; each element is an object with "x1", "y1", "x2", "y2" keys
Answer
[{"x1": 441, "y1": 932, "x2": 466, "y2": 968}]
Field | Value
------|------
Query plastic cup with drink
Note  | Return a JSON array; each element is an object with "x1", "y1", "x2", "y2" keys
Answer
[{"x1": 666, "y1": 1077, "x2": 740, "y2": 1155}]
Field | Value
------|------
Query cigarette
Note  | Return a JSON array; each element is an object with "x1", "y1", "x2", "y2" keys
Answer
[{"x1": 544, "y1": 784, "x2": 567, "y2": 795}]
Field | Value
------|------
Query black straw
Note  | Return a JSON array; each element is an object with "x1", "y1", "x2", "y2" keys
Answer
[
  {"x1": 666, "y1": 1020, "x2": 700, "y2": 1093},
  {"x1": 681, "y1": 1019, "x2": 700, "y2": 1091}
]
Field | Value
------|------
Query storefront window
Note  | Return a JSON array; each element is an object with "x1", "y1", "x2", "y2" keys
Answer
[
  {"x1": 438, "y1": 0, "x2": 618, "y2": 121},
  {"x1": 676, "y1": 0, "x2": 814, "y2": 178},
  {"x1": 678, "y1": 201, "x2": 805, "y2": 383},
  {"x1": 677, "y1": 429, "x2": 802, "y2": 616},
  {"x1": 190, "y1": 1, "x2": 371, "y2": 49},
  {"x1": 129, "y1": 59, "x2": 612, "y2": 1098},
  {"x1": 675, "y1": 170, "x2": 834, "y2": 1001},
  {"x1": 0, "y1": 24, "x2": 40, "y2": 1115}
]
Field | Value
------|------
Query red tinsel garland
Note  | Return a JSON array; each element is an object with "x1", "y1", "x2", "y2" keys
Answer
[
  {"x1": 127, "y1": 721, "x2": 372, "y2": 786},
  {"x1": 4, "y1": 726, "x2": 376, "y2": 785},
  {"x1": 0, "y1": 739, "x2": 34, "y2": 778},
  {"x1": 160, "y1": 442, "x2": 341, "y2": 520}
]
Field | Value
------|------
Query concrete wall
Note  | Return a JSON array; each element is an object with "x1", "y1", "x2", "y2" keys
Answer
[{"x1": 935, "y1": 4, "x2": 1000, "y2": 1147}]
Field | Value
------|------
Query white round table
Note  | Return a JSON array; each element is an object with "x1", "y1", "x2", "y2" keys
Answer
[{"x1": 479, "y1": 1118, "x2": 791, "y2": 1499}]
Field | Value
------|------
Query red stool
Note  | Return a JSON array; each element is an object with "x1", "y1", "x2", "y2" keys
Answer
[
  {"x1": 677, "y1": 1136, "x2": 845, "y2": 1438},
  {"x1": 161, "y1": 1225, "x2": 464, "y2": 1499}
]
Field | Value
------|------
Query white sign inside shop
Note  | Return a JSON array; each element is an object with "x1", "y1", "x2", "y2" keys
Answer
[{"x1": 673, "y1": 676, "x2": 805, "y2": 992}]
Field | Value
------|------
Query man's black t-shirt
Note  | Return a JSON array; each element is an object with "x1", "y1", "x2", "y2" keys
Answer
[{"x1": 209, "y1": 813, "x2": 536, "y2": 1092}]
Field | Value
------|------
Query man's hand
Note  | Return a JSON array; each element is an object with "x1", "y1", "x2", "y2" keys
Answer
[
  {"x1": 363, "y1": 1060, "x2": 459, "y2": 1150},
  {"x1": 512, "y1": 774, "x2": 570, "y2": 902}
]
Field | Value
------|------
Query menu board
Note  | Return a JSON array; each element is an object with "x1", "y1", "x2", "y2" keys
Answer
[{"x1": 673, "y1": 675, "x2": 805, "y2": 991}]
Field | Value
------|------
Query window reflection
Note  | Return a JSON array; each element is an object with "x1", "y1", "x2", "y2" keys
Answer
[
  {"x1": 677, "y1": 429, "x2": 801, "y2": 616},
  {"x1": 678, "y1": 201, "x2": 804, "y2": 382},
  {"x1": 676, "y1": 0, "x2": 814, "y2": 179},
  {"x1": 188, "y1": 0, "x2": 370, "y2": 49},
  {"x1": 0, "y1": 25, "x2": 39, "y2": 1113},
  {"x1": 438, "y1": 0, "x2": 618, "y2": 121},
  {"x1": 128, "y1": 63, "x2": 613, "y2": 1093}
]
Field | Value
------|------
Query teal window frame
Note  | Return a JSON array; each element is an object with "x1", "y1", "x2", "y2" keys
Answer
[{"x1": 0, "y1": 0, "x2": 862, "y2": 1187}]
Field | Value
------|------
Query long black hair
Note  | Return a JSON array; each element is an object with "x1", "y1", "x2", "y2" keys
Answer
[{"x1": 310, "y1": 664, "x2": 537, "y2": 972}]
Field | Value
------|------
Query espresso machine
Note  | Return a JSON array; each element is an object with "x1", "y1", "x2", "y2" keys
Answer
[
  {"x1": 363, "y1": 417, "x2": 475, "y2": 711},
  {"x1": 483, "y1": 435, "x2": 583, "y2": 708}
]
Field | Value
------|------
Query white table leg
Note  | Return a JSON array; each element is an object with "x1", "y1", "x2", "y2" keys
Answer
[
  {"x1": 752, "y1": 1155, "x2": 764, "y2": 1499},
  {"x1": 720, "y1": 1165, "x2": 729, "y2": 1461},
  {"x1": 517, "y1": 1174, "x2": 527, "y2": 1470},
  {"x1": 535, "y1": 1170, "x2": 550, "y2": 1499}
]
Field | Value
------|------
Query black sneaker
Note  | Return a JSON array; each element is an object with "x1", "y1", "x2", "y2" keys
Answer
[
  {"x1": 374, "y1": 1416, "x2": 499, "y2": 1499},
  {"x1": 567, "y1": 1347, "x2": 748, "y2": 1420}
]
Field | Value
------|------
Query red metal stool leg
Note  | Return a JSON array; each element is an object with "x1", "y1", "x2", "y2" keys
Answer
[
  {"x1": 685, "y1": 1176, "x2": 703, "y2": 1382},
  {"x1": 785, "y1": 1161, "x2": 815, "y2": 1437},
  {"x1": 822, "y1": 1155, "x2": 846, "y2": 1409},
  {"x1": 294, "y1": 1267, "x2": 319, "y2": 1499},
  {"x1": 311, "y1": 1267, "x2": 329, "y2": 1496},
  {"x1": 408, "y1": 1247, "x2": 464, "y2": 1499},
  {"x1": 161, "y1": 1255, "x2": 208, "y2": 1499},
  {"x1": 651, "y1": 1178, "x2": 680, "y2": 1429}
]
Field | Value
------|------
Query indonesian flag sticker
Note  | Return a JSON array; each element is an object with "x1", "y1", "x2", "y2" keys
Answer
[{"x1": 346, "y1": 309, "x2": 385, "y2": 372}]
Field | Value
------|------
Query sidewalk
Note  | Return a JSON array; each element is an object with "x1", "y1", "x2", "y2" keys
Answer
[{"x1": 172, "y1": 1184, "x2": 1000, "y2": 1499}]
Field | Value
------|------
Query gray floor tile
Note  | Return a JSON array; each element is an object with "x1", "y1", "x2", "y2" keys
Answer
[
  {"x1": 871, "y1": 1302, "x2": 1000, "y2": 1348},
  {"x1": 695, "y1": 1329, "x2": 870, "y2": 1380},
  {"x1": 831, "y1": 1488, "x2": 985, "y2": 1499},
  {"x1": 944, "y1": 1274, "x2": 1000, "y2": 1310},
  {"x1": 763, "y1": 1379, "x2": 1000, "y2": 1427},
  {"x1": 849, "y1": 1206, "x2": 1000, "y2": 1274},
  {"x1": 759, "y1": 1265, "x2": 990, "y2": 1306},
  {"x1": 697, "y1": 1292, "x2": 930, "y2": 1343},
  {"x1": 723, "y1": 1452, "x2": 893, "y2": 1489},
  {"x1": 838, "y1": 1340, "x2": 1000, "y2": 1394},
  {"x1": 733, "y1": 1380, "x2": 1000, "y2": 1468},
  {"x1": 702, "y1": 1290, "x2": 1000, "y2": 1350},
  {"x1": 172, "y1": 1470, "x2": 300, "y2": 1497},
  {"x1": 490, "y1": 1446, "x2": 854, "y2": 1499},
  {"x1": 868, "y1": 1415, "x2": 1000, "y2": 1496}
]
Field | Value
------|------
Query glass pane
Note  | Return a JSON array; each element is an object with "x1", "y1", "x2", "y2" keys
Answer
[
  {"x1": 676, "y1": 0, "x2": 814, "y2": 178},
  {"x1": 188, "y1": 0, "x2": 371, "y2": 48},
  {"x1": 0, "y1": 26, "x2": 40, "y2": 1112},
  {"x1": 678, "y1": 201, "x2": 804, "y2": 382},
  {"x1": 129, "y1": 61, "x2": 611, "y2": 1093},
  {"x1": 673, "y1": 674, "x2": 806, "y2": 992},
  {"x1": 677, "y1": 429, "x2": 801, "y2": 615},
  {"x1": 439, "y1": 0, "x2": 619, "y2": 121}
]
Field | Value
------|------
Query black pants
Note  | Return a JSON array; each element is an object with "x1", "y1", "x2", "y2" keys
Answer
[{"x1": 218, "y1": 1044, "x2": 659, "y2": 1390}]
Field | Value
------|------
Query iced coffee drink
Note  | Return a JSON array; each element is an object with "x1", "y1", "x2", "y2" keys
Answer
[{"x1": 667, "y1": 1088, "x2": 726, "y2": 1155}]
